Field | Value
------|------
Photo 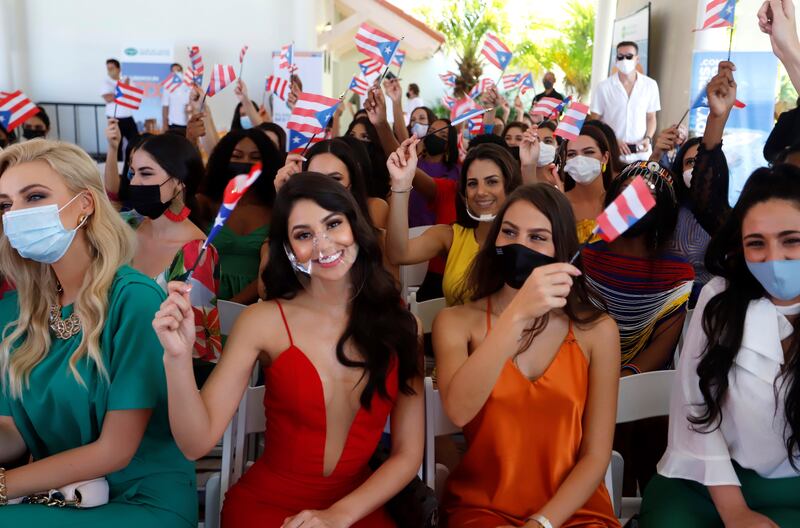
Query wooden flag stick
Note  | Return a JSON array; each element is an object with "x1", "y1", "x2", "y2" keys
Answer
[{"x1": 726, "y1": 26, "x2": 734, "y2": 62}]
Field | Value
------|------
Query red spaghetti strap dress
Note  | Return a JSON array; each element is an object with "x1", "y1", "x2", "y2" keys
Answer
[{"x1": 221, "y1": 301, "x2": 397, "y2": 527}]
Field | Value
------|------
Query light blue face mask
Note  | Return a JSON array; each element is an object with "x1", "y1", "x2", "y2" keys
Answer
[
  {"x1": 410, "y1": 122, "x2": 428, "y2": 138},
  {"x1": 747, "y1": 259, "x2": 800, "y2": 301},
  {"x1": 240, "y1": 115, "x2": 253, "y2": 130},
  {"x1": 2, "y1": 193, "x2": 88, "y2": 264}
]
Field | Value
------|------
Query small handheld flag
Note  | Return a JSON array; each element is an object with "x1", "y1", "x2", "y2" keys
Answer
[
  {"x1": 349, "y1": 75, "x2": 370, "y2": 96},
  {"x1": 161, "y1": 73, "x2": 183, "y2": 94},
  {"x1": 288, "y1": 129, "x2": 323, "y2": 154},
  {"x1": 595, "y1": 176, "x2": 657, "y2": 242},
  {"x1": 467, "y1": 113, "x2": 484, "y2": 136},
  {"x1": 239, "y1": 45, "x2": 249, "y2": 64},
  {"x1": 359, "y1": 58, "x2": 383, "y2": 82},
  {"x1": 451, "y1": 107, "x2": 489, "y2": 128},
  {"x1": 266, "y1": 75, "x2": 290, "y2": 101},
  {"x1": 502, "y1": 73, "x2": 522, "y2": 90},
  {"x1": 287, "y1": 92, "x2": 341, "y2": 135},
  {"x1": 554, "y1": 101, "x2": 590, "y2": 141},
  {"x1": 481, "y1": 33, "x2": 513, "y2": 71},
  {"x1": 188, "y1": 46, "x2": 204, "y2": 85},
  {"x1": 355, "y1": 23, "x2": 400, "y2": 65},
  {"x1": 439, "y1": 71, "x2": 457, "y2": 87},
  {"x1": 518, "y1": 73, "x2": 535, "y2": 95},
  {"x1": 280, "y1": 43, "x2": 298, "y2": 73},
  {"x1": 0, "y1": 91, "x2": 39, "y2": 132},
  {"x1": 391, "y1": 50, "x2": 406, "y2": 68},
  {"x1": 469, "y1": 78, "x2": 495, "y2": 99},
  {"x1": 697, "y1": 0, "x2": 736, "y2": 30},
  {"x1": 531, "y1": 97, "x2": 563, "y2": 118},
  {"x1": 206, "y1": 64, "x2": 237, "y2": 97},
  {"x1": 114, "y1": 81, "x2": 144, "y2": 110},
  {"x1": 442, "y1": 94, "x2": 456, "y2": 109}
]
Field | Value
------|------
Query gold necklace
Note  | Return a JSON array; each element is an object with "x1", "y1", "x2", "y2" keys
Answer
[{"x1": 49, "y1": 283, "x2": 81, "y2": 339}]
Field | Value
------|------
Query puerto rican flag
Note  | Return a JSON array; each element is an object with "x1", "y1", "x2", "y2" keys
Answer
[
  {"x1": 288, "y1": 129, "x2": 323, "y2": 154},
  {"x1": 691, "y1": 87, "x2": 746, "y2": 109},
  {"x1": 0, "y1": 91, "x2": 39, "y2": 131},
  {"x1": 697, "y1": 0, "x2": 736, "y2": 30},
  {"x1": 114, "y1": 81, "x2": 144, "y2": 110},
  {"x1": 502, "y1": 73, "x2": 521, "y2": 90},
  {"x1": 452, "y1": 107, "x2": 488, "y2": 128},
  {"x1": 239, "y1": 45, "x2": 249, "y2": 64},
  {"x1": 554, "y1": 100, "x2": 589, "y2": 141},
  {"x1": 205, "y1": 163, "x2": 263, "y2": 249},
  {"x1": 266, "y1": 75, "x2": 290, "y2": 101},
  {"x1": 439, "y1": 71, "x2": 457, "y2": 87},
  {"x1": 188, "y1": 46, "x2": 204, "y2": 85},
  {"x1": 451, "y1": 95, "x2": 481, "y2": 122},
  {"x1": 481, "y1": 32, "x2": 512, "y2": 71},
  {"x1": 280, "y1": 43, "x2": 298, "y2": 73},
  {"x1": 206, "y1": 64, "x2": 237, "y2": 97},
  {"x1": 531, "y1": 96, "x2": 563, "y2": 118},
  {"x1": 442, "y1": 94, "x2": 456, "y2": 109},
  {"x1": 469, "y1": 78, "x2": 495, "y2": 99},
  {"x1": 349, "y1": 75, "x2": 370, "y2": 96},
  {"x1": 518, "y1": 73, "x2": 534, "y2": 95},
  {"x1": 161, "y1": 73, "x2": 183, "y2": 94},
  {"x1": 595, "y1": 176, "x2": 656, "y2": 242},
  {"x1": 391, "y1": 50, "x2": 406, "y2": 68},
  {"x1": 467, "y1": 113, "x2": 484, "y2": 135},
  {"x1": 355, "y1": 23, "x2": 400, "y2": 65},
  {"x1": 359, "y1": 58, "x2": 383, "y2": 82},
  {"x1": 287, "y1": 92, "x2": 341, "y2": 135}
]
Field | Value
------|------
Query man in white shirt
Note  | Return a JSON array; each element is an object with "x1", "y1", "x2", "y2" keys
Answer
[
  {"x1": 404, "y1": 83, "x2": 424, "y2": 125},
  {"x1": 101, "y1": 58, "x2": 139, "y2": 161},
  {"x1": 590, "y1": 41, "x2": 660, "y2": 163},
  {"x1": 161, "y1": 62, "x2": 191, "y2": 133}
]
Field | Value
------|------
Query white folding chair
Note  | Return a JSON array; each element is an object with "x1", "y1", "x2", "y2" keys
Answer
[
  {"x1": 613, "y1": 370, "x2": 676, "y2": 524},
  {"x1": 400, "y1": 225, "x2": 434, "y2": 302},
  {"x1": 409, "y1": 293, "x2": 447, "y2": 334},
  {"x1": 218, "y1": 300, "x2": 247, "y2": 336}
]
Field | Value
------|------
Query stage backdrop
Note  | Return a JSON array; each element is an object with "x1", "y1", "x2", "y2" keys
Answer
[{"x1": 119, "y1": 43, "x2": 174, "y2": 129}]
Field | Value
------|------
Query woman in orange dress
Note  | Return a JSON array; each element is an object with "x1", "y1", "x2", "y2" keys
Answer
[{"x1": 432, "y1": 183, "x2": 621, "y2": 528}]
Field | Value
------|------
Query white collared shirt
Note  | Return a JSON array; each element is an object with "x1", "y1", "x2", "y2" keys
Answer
[
  {"x1": 101, "y1": 76, "x2": 133, "y2": 119},
  {"x1": 161, "y1": 83, "x2": 191, "y2": 126},
  {"x1": 590, "y1": 72, "x2": 660, "y2": 146},
  {"x1": 658, "y1": 277, "x2": 800, "y2": 485}
]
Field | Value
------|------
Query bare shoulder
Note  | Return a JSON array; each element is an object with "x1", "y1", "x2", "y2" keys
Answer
[
  {"x1": 574, "y1": 314, "x2": 620, "y2": 361},
  {"x1": 433, "y1": 300, "x2": 484, "y2": 333}
]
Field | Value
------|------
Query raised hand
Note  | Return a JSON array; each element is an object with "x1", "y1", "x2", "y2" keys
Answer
[
  {"x1": 758, "y1": 0, "x2": 800, "y2": 62},
  {"x1": 152, "y1": 282, "x2": 196, "y2": 361},
  {"x1": 364, "y1": 85, "x2": 388, "y2": 125},
  {"x1": 519, "y1": 128, "x2": 541, "y2": 168},
  {"x1": 185, "y1": 112, "x2": 206, "y2": 144},
  {"x1": 275, "y1": 153, "x2": 305, "y2": 192},
  {"x1": 386, "y1": 136, "x2": 420, "y2": 192},
  {"x1": 105, "y1": 118, "x2": 121, "y2": 151},
  {"x1": 385, "y1": 78, "x2": 402, "y2": 103},
  {"x1": 651, "y1": 125, "x2": 679, "y2": 160},
  {"x1": 234, "y1": 79, "x2": 249, "y2": 103},
  {"x1": 507, "y1": 263, "x2": 582, "y2": 320},
  {"x1": 706, "y1": 61, "x2": 738, "y2": 118}
]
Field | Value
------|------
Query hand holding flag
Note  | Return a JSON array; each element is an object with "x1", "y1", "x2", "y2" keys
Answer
[{"x1": 188, "y1": 46, "x2": 204, "y2": 86}]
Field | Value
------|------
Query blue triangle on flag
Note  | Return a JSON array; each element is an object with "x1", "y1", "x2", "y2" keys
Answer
[
  {"x1": 624, "y1": 214, "x2": 639, "y2": 227},
  {"x1": 315, "y1": 104, "x2": 338, "y2": 128},
  {"x1": 691, "y1": 91, "x2": 708, "y2": 110},
  {"x1": 172, "y1": 73, "x2": 182, "y2": 84},
  {"x1": 377, "y1": 41, "x2": 399, "y2": 65},
  {"x1": 0, "y1": 110, "x2": 9, "y2": 127},
  {"x1": 496, "y1": 51, "x2": 512, "y2": 71},
  {"x1": 115, "y1": 86, "x2": 123, "y2": 98}
]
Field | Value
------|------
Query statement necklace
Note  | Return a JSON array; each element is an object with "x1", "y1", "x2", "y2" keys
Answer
[{"x1": 49, "y1": 283, "x2": 81, "y2": 339}]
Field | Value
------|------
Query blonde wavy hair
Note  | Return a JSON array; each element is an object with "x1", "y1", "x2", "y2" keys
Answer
[{"x1": 0, "y1": 140, "x2": 136, "y2": 398}]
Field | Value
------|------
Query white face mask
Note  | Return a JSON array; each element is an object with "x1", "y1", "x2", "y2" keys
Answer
[
  {"x1": 683, "y1": 169, "x2": 693, "y2": 189},
  {"x1": 410, "y1": 122, "x2": 429, "y2": 138},
  {"x1": 564, "y1": 156, "x2": 602, "y2": 185},
  {"x1": 537, "y1": 143, "x2": 556, "y2": 167},
  {"x1": 616, "y1": 59, "x2": 636, "y2": 75}
]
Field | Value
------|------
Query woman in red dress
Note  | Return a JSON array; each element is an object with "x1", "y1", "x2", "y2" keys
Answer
[{"x1": 153, "y1": 173, "x2": 424, "y2": 527}]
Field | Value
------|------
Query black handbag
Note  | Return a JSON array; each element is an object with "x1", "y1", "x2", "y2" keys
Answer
[{"x1": 369, "y1": 444, "x2": 439, "y2": 527}]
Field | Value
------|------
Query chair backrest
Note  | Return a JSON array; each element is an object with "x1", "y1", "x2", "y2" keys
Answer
[
  {"x1": 409, "y1": 293, "x2": 447, "y2": 334},
  {"x1": 616, "y1": 370, "x2": 675, "y2": 424},
  {"x1": 218, "y1": 300, "x2": 247, "y2": 336},
  {"x1": 400, "y1": 225, "x2": 434, "y2": 301},
  {"x1": 220, "y1": 385, "x2": 266, "y2": 497},
  {"x1": 423, "y1": 377, "x2": 460, "y2": 489}
]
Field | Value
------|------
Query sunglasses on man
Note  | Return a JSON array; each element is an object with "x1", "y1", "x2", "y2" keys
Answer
[{"x1": 617, "y1": 53, "x2": 636, "y2": 61}]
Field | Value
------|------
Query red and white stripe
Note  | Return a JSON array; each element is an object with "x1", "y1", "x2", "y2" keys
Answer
[
  {"x1": 287, "y1": 92, "x2": 341, "y2": 135},
  {"x1": 700, "y1": 0, "x2": 734, "y2": 29},
  {"x1": 481, "y1": 32, "x2": 511, "y2": 70},
  {"x1": 354, "y1": 23, "x2": 397, "y2": 64},
  {"x1": 0, "y1": 91, "x2": 39, "y2": 131},
  {"x1": 189, "y1": 46, "x2": 204, "y2": 75},
  {"x1": 161, "y1": 73, "x2": 182, "y2": 94},
  {"x1": 114, "y1": 81, "x2": 144, "y2": 110},
  {"x1": 441, "y1": 94, "x2": 456, "y2": 109},
  {"x1": 239, "y1": 45, "x2": 249, "y2": 64},
  {"x1": 439, "y1": 71, "x2": 457, "y2": 87},
  {"x1": 359, "y1": 58, "x2": 383, "y2": 83},
  {"x1": 467, "y1": 113, "x2": 484, "y2": 135},
  {"x1": 502, "y1": 73, "x2": 521, "y2": 90},
  {"x1": 350, "y1": 75, "x2": 370, "y2": 96},
  {"x1": 266, "y1": 75, "x2": 290, "y2": 101},
  {"x1": 450, "y1": 95, "x2": 480, "y2": 122},
  {"x1": 596, "y1": 176, "x2": 657, "y2": 242},
  {"x1": 531, "y1": 97, "x2": 562, "y2": 117},
  {"x1": 206, "y1": 64, "x2": 237, "y2": 97},
  {"x1": 554, "y1": 101, "x2": 590, "y2": 141}
]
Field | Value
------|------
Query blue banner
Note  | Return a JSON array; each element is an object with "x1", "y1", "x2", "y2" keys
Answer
[{"x1": 688, "y1": 51, "x2": 777, "y2": 205}]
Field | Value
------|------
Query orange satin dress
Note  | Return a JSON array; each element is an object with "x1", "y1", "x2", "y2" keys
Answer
[{"x1": 441, "y1": 301, "x2": 620, "y2": 527}]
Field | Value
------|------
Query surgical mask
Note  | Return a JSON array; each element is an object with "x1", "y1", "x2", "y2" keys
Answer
[
  {"x1": 239, "y1": 116, "x2": 253, "y2": 130},
  {"x1": 3, "y1": 193, "x2": 88, "y2": 264},
  {"x1": 22, "y1": 128, "x2": 46, "y2": 140},
  {"x1": 537, "y1": 143, "x2": 556, "y2": 167},
  {"x1": 496, "y1": 244, "x2": 556, "y2": 289},
  {"x1": 616, "y1": 59, "x2": 636, "y2": 75},
  {"x1": 410, "y1": 122, "x2": 429, "y2": 138},
  {"x1": 423, "y1": 134, "x2": 447, "y2": 156},
  {"x1": 682, "y1": 169, "x2": 693, "y2": 189},
  {"x1": 747, "y1": 260, "x2": 800, "y2": 301},
  {"x1": 128, "y1": 180, "x2": 173, "y2": 219},
  {"x1": 464, "y1": 196, "x2": 497, "y2": 223},
  {"x1": 543, "y1": 80, "x2": 554, "y2": 90},
  {"x1": 564, "y1": 156, "x2": 602, "y2": 185}
]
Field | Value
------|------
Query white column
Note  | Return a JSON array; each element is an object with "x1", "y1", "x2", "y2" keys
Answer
[
  {"x1": 0, "y1": 0, "x2": 18, "y2": 89},
  {"x1": 590, "y1": 0, "x2": 617, "y2": 99},
  {"x1": 292, "y1": 0, "x2": 318, "y2": 50}
]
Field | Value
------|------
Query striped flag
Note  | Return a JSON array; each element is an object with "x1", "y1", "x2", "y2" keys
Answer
[
  {"x1": 349, "y1": 75, "x2": 370, "y2": 96},
  {"x1": 359, "y1": 58, "x2": 383, "y2": 82},
  {"x1": 518, "y1": 73, "x2": 534, "y2": 95},
  {"x1": 206, "y1": 64, "x2": 237, "y2": 97},
  {"x1": 239, "y1": 45, "x2": 249, "y2": 64},
  {"x1": 355, "y1": 23, "x2": 400, "y2": 65},
  {"x1": 114, "y1": 81, "x2": 144, "y2": 110},
  {"x1": 288, "y1": 129, "x2": 323, "y2": 153},
  {"x1": 266, "y1": 75, "x2": 290, "y2": 101},
  {"x1": 595, "y1": 176, "x2": 657, "y2": 242},
  {"x1": 691, "y1": 88, "x2": 746, "y2": 109},
  {"x1": 451, "y1": 95, "x2": 481, "y2": 122},
  {"x1": 0, "y1": 91, "x2": 39, "y2": 131},
  {"x1": 391, "y1": 50, "x2": 406, "y2": 68},
  {"x1": 206, "y1": 163, "x2": 263, "y2": 249},
  {"x1": 280, "y1": 43, "x2": 298, "y2": 73},
  {"x1": 697, "y1": 0, "x2": 736, "y2": 30},
  {"x1": 452, "y1": 107, "x2": 488, "y2": 127},
  {"x1": 439, "y1": 71, "x2": 457, "y2": 87},
  {"x1": 287, "y1": 92, "x2": 341, "y2": 135},
  {"x1": 481, "y1": 32, "x2": 512, "y2": 71},
  {"x1": 467, "y1": 113, "x2": 484, "y2": 135},
  {"x1": 188, "y1": 46, "x2": 204, "y2": 85},
  {"x1": 161, "y1": 73, "x2": 183, "y2": 94},
  {"x1": 442, "y1": 94, "x2": 456, "y2": 109},
  {"x1": 469, "y1": 78, "x2": 495, "y2": 99},
  {"x1": 502, "y1": 73, "x2": 522, "y2": 90},
  {"x1": 531, "y1": 97, "x2": 562, "y2": 117},
  {"x1": 554, "y1": 101, "x2": 589, "y2": 140}
]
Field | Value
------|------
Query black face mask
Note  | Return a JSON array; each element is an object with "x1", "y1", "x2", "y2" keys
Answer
[
  {"x1": 128, "y1": 181, "x2": 172, "y2": 219},
  {"x1": 621, "y1": 209, "x2": 657, "y2": 239},
  {"x1": 543, "y1": 80, "x2": 554, "y2": 90},
  {"x1": 0, "y1": 139, "x2": 7, "y2": 149},
  {"x1": 22, "y1": 128, "x2": 46, "y2": 140},
  {"x1": 228, "y1": 161, "x2": 255, "y2": 180},
  {"x1": 424, "y1": 134, "x2": 447, "y2": 156},
  {"x1": 508, "y1": 146, "x2": 521, "y2": 161},
  {"x1": 496, "y1": 244, "x2": 556, "y2": 289}
]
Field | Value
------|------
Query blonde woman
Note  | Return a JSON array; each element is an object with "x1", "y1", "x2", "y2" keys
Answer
[{"x1": 0, "y1": 141, "x2": 196, "y2": 526}]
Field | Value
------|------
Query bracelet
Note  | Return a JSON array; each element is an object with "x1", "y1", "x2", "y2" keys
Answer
[
  {"x1": 0, "y1": 467, "x2": 7, "y2": 506},
  {"x1": 527, "y1": 514, "x2": 552, "y2": 528},
  {"x1": 621, "y1": 363, "x2": 641, "y2": 375},
  {"x1": 391, "y1": 186, "x2": 413, "y2": 193}
]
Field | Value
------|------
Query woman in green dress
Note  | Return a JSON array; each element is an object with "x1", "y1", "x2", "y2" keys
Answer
[{"x1": 0, "y1": 140, "x2": 197, "y2": 526}]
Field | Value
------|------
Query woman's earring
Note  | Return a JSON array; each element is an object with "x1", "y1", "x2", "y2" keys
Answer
[{"x1": 602, "y1": 163, "x2": 607, "y2": 172}]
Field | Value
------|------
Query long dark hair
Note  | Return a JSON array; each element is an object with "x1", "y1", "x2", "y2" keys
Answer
[
  {"x1": 263, "y1": 173, "x2": 420, "y2": 408},
  {"x1": 584, "y1": 119, "x2": 625, "y2": 176},
  {"x1": 462, "y1": 184, "x2": 605, "y2": 348},
  {"x1": 303, "y1": 138, "x2": 373, "y2": 225},
  {"x1": 256, "y1": 122, "x2": 287, "y2": 152},
  {"x1": 671, "y1": 137, "x2": 702, "y2": 205},
  {"x1": 562, "y1": 124, "x2": 614, "y2": 192},
  {"x1": 456, "y1": 143, "x2": 522, "y2": 229},
  {"x1": 693, "y1": 164, "x2": 800, "y2": 468},
  {"x1": 345, "y1": 117, "x2": 391, "y2": 198},
  {"x1": 428, "y1": 118, "x2": 459, "y2": 169},
  {"x1": 230, "y1": 99, "x2": 259, "y2": 130}
]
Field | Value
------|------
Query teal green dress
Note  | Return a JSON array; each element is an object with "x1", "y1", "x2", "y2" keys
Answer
[
  {"x1": 0, "y1": 267, "x2": 197, "y2": 526},
  {"x1": 210, "y1": 223, "x2": 268, "y2": 301}
]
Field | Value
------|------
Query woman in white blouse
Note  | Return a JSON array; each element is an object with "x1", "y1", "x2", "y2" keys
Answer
[{"x1": 640, "y1": 165, "x2": 800, "y2": 527}]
